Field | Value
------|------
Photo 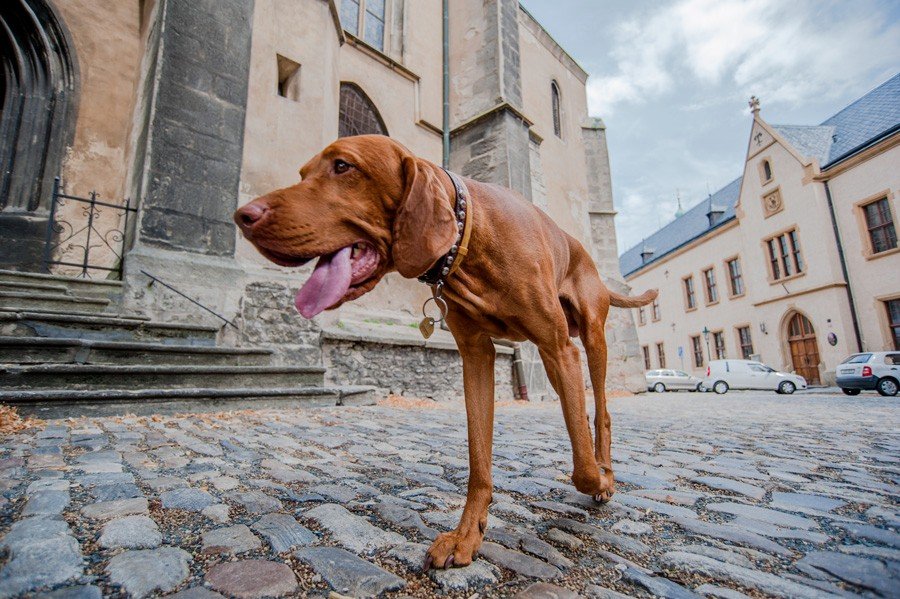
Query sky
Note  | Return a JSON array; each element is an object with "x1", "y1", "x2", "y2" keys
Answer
[{"x1": 520, "y1": 0, "x2": 900, "y2": 255}]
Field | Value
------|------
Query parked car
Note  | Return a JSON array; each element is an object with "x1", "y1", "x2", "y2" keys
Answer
[
  {"x1": 702, "y1": 359, "x2": 807, "y2": 395},
  {"x1": 836, "y1": 352, "x2": 900, "y2": 397},
  {"x1": 645, "y1": 369, "x2": 704, "y2": 392}
]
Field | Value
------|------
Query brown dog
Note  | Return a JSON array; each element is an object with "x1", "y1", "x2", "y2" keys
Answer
[{"x1": 234, "y1": 134, "x2": 657, "y2": 569}]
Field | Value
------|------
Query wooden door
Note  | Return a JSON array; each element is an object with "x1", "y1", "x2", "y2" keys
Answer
[{"x1": 787, "y1": 313, "x2": 821, "y2": 385}]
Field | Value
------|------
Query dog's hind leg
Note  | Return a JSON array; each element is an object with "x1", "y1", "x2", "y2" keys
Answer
[
  {"x1": 535, "y1": 312, "x2": 608, "y2": 498},
  {"x1": 580, "y1": 308, "x2": 615, "y2": 502}
]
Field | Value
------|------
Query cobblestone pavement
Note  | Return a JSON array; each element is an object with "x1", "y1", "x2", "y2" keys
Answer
[{"x1": 1, "y1": 391, "x2": 898, "y2": 598}]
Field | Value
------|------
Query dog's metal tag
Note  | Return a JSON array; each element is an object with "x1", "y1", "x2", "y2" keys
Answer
[{"x1": 419, "y1": 317, "x2": 435, "y2": 339}]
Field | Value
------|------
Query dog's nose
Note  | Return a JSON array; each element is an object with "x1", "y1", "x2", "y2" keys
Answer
[{"x1": 234, "y1": 201, "x2": 268, "y2": 234}]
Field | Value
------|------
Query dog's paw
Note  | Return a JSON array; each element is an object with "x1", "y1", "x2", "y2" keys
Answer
[
  {"x1": 423, "y1": 529, "x2": 482, "y2": 570},
  {"x1": 596, "y1": 471, "x2": 616, "y2": 503}
]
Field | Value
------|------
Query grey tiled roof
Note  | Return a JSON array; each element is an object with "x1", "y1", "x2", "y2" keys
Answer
[
  {"x1": 821, "y1": 72, "x2": 900, "y2": 166},
  {"x1": 619, "y1": 177, "x2": 742, "y2": 277},
  {"x1": 770, "y1": 125, "x2": 835, "y2": 164},
  {"x1": 773, "y1": 73, "x2": 900, "y2": 167},
  {"x1": 619, "y1": 72, "x2": 899, "y2": 278}
]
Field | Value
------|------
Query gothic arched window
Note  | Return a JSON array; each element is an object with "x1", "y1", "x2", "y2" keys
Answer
[
  {"x1": 338, "y1": 83, "x2": 388, "y2": 138},
  {"x1": 551, "y1": 81, "x2": 562, "y2": 138}
]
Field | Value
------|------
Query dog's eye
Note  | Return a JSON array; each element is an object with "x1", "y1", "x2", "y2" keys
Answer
[{"x1": 334, "y1": 159, "x2": 352, "y2": 174}]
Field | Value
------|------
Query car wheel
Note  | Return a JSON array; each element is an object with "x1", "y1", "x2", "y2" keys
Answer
[
  {"x1": 653, "y1": 382, "x2": 666, "y2": 393},
  {"x1": 713, "y1": 381, "x2": 728, "y2": 395},
  {"x1": 695, "y1": 383, "x2": 703, "y2": 392},
  {"x1": 778, "y1": 381, "x2": 796, "y2": 395},
  {"x1": 877, "y1": 377, "x2": 899, "y2": 397},
  {"x1": 842, "y1": 388, "x2": 860, "y2": 396}
]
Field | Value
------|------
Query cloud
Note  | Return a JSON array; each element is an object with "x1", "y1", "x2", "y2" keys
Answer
[{"x1": 587, "y1": 0, "x2": 900, "y2": 115}]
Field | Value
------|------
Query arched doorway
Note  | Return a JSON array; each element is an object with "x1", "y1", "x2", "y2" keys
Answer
[
  {"x1": 0, "y1": 0, "x2": 78, "y2": 270},
  {"x1": 338, "y1": 82, "x2": 388, "y2": 138},
  {"x1": 786, "y1": 312, "x2": 821, "y2": 385}
]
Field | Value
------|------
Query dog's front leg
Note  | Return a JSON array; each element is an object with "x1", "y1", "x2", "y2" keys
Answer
[{"x1": 425, "y1": 324, "x2": 495, "y2": 569}]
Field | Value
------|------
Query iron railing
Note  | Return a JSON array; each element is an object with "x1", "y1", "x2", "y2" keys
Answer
[{"x1": 43, "y1": 177, "x2": 136, "y2": 279}]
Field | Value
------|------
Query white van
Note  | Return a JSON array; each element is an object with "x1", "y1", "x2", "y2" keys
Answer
[{"x1": 703, "y1": 359, "x2": 808, "y2": 395}]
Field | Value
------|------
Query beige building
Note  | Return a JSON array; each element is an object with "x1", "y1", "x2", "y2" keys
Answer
[
  {"x1": 620, "y1": 74, "x2": 900, "y2": 386},
  {"x1": 1, "y1": 0, "x2": 645, "y2": 404}
]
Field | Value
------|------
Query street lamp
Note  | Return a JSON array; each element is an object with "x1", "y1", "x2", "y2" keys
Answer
[{"x1": 702, "y1": 326, "x2": 712, "y2": 362}]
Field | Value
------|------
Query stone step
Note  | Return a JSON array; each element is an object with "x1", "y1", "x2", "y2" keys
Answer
[
  {"x1": 0, "y1": 311, "x2": 219, "y2": 344},
  {"x1": 0, "y1": 306, "x2": 148, "y2": 320},
  {"x1": 0, "y1": 336, "x2": 273, "y2": 366},
  {"x1": 0, "y1": 268, "x2": 122, "y2": 300},
  {"x1": 0, "y1": 364, "x2": 325, "y2": 390},
  {"x1": 0, "y1": 280, "x2": 71, "y2": 295},
  {"x1": 0, "y1": 290, "x2": 111, "y2": 313},
  {"x1": 2, "y1": 385, "x2": 377, "y2": 418}
]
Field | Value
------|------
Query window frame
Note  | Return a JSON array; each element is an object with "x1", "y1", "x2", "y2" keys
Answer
[
  {"x1": 642, "y1": 345, "x2": 651, "y2": 370},
  {"x1": 637, "y1": 306, "x2": 646, "y2": 326},
  {"x1": 656, "y1": 342, "x2": 666, "y2": 369},
  {"x1": 702, "y1": 266, "x2": 719, "y2": 305},
  {"x1": 724, "y1": 255, "x2": 745, "y2": 297},
  {"x1": 763, "y1": 227, "x2": 806, "y2": 284},
  {"x1": 651, "y1": 298, "x2": 661, "y2": 322},
  {"x1": 886, "y1": 298, "x2": 900, "y2": 350},
  {"x1": 736, "y1": 324, "x2": 754, "y2": 359},
  {"x1": 854, "y1": 190, "x2": 898, "y2": 259},
  {"x1": 339, "y1": 0, "x2": 392, "y2": 54},
  {"x1": 683, "y1": 275, "x2": 697, "y2": 311},
  {"x1": 691, "y1": 335, "x2": 704, "y2": 368},
  {"x1": 713, "y1": 330, "x2": 726, "y2": 359}
]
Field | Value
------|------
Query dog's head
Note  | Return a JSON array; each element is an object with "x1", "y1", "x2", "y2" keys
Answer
[{"x1": 234, "y1": 135, "x2": 458, "y2": 318}]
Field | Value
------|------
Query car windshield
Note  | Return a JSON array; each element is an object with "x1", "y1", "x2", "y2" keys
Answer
[
  {"x1": 750, "y1": 363, "x2": 776, "y2": 372},
  {"x1": 841, "y1": 354, "x2": 872, "y2": 364},
  {"x1": 675, "y1": 371, "x2": 689, "y2": 377}
]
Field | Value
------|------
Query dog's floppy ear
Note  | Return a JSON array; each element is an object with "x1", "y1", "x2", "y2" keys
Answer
[{"x1": 392, "y1": 156, "x2": 458, "y2": 278}]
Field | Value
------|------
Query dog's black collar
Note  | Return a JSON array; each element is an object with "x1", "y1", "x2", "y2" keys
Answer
[{"x1": 418, "y1": 168, "x2": 470, "y2": 287}]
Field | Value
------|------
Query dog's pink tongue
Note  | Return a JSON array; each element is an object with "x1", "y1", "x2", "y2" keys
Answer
[{"x1": 295, "y1": 246, "x2": 352, "y2": 318}]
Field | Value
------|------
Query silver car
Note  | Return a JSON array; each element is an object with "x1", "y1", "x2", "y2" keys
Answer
[
  {"x1": 836, "y1": 351, "x2": 900, "y2": 396},
  {"x1": 645, "y1": 369, "x2": 703, "y2": 393}
]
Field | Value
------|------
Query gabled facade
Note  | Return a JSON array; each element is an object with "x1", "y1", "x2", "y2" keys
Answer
[{"x1": 621, "y1": 74, "x2": 900, "y2": 385}]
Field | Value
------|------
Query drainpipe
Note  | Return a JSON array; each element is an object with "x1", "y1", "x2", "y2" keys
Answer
[
  {"x1": 494, "y1": 339, "x2": 529, "y2": 400},
  {"x1": 823, "y1": 180, "x2": 863, "y2": 352},
  {"x1": 442, "y1": 0, "x2": 450, "y2": 169}
]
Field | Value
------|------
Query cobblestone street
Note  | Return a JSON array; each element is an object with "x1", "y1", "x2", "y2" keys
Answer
[{"x1": 1, "y1": 391, "x2": 898, "y2": 598}]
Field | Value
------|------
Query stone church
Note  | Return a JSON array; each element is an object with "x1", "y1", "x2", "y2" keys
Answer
[{"x1": 0, "y1": 0, "x2": 644, "y2": 412}]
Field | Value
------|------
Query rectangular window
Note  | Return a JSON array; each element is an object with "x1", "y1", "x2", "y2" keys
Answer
[
  {"x1": 703, "y1": 268, "x2": 718, "y2": 304},
  {"x1": 651, "y1": 298, "x2": 661, "y2": 321},
  {"x1": 767, "y1": 239, "x2": 781, "y2": 280},
  {"x1": 863, "y1": 198, "x2": 897, "y2": 254},
  {"x1": 340, "y1": 0, "x2": 360, "y2": 35},
  {"x1": 691, "y1": 335, "x2": 704, "y2": 368},
  {"x1": 887, "y1": 299, "x2": 900, "y2": 350},
  {"x1": 766, "y1": 229, "x2": 804, "y2": 281},
  {"x1": 638, "y1": 307, "x2": 646, "y2": 326},
  {"x1": 656, "y1": 343, "x2": 666, "y2": 368},
  {"x1": 364, "y1": 0, "x2": 386, "y2": 50},
  {"x1": 726, "y1": 257, "x2": 744, "y2": 296},
  {"x1": 642, "y1": 345, "x2": 651, "y2": 370},
  {"x1": 684, "y1": 276, "x2": 696, "y2": 310},
  {"x1": 713, "y1": 331, "x2": 726, "y2": 359},
  {"x1": 737, "y1": 326, "x2": 754, "y2": 359}
]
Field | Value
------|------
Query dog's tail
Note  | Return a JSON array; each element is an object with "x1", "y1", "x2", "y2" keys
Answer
[{"x1": 608, "y1": 288, "x2": 658, "y2": 308}]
